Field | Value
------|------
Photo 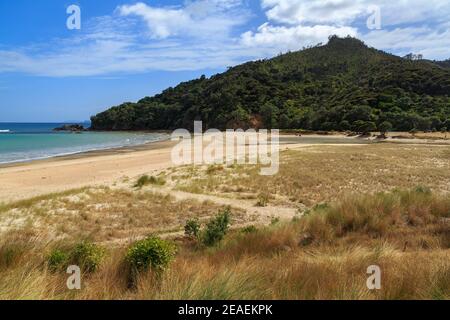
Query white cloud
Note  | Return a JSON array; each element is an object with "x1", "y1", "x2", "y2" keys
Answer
[
  {"x1": 363, "y1": 27, "x2": 450, "y2": 60},
  {"x1": 261, "y1": 0, "x2": 450, "y2": 27},
  {"x1": 247, "y1": 0, "x2": 450, "y2": 59},
  {"x1": 377, "y1": 0, "x2": 450, "y2": 26},
  {"x1": 262, "y1": 0, "x2": 367, "y2": 25},
  {"x1": 241, "y1": 23, "x2": 357, "y2": 52},
  {"x1": 0, "y1": 1, "x2": 254, "y2": 77},
  {"x1": 0, "y1": 0, "x2": 449, "y2": 77},
  {"x1": 117, "y1": 1, "x2": 248, "y2": 39}
]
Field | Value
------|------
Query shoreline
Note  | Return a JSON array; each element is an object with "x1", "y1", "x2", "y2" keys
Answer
[
  {"x1": 0, "y1": 138, "x2": 178, "y2": 203},
  {"x1": 2, "y1": 130, "x2": 449, "y2": 169},
  {"x1": 0, "y1": 134, "x2": 358, "y2": 203},
  {"x1": 0, "y1": 132, "x2": 356, "y2": 169},
  {"x1": 0, "y1": 137, "x2": 172, "y2": 169},
  {"x1": 0, "y1": 129, "x2": 171, "y2": 167},
  {"x1": 1, "y1": 133, "x2": 449, "y2": 204}
]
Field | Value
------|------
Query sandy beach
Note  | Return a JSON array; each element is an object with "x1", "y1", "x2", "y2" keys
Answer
[
  {"x1": 1, "y1": 133, "x2": 448, "y2": 204},
  {"x1": 0, "y1": 134, "x2": 350, "y2": 203},
  {"x1": 0, "y1": 139, "x2": 179, "y2": 203}
]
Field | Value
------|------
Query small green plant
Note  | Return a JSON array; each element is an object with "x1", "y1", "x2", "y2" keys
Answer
[
  {"x1": 313, "y1": 202, "x2": 329, "y2": 211},
  {"x1": 201, "y1": 207, "x2": 231, "y2": 246},
  {"x1": 270, "y1": 217, "x2": 280, "y2": 225},
  {"x1": 206, "y1": 165, "x2": 224, "y2": 175},
  {"x1": 71, "y1": 241, "x2": 104, "y2": 272},
  {"x1": 134, "y1": 175, "x2": 149, "y2": 188},
  {"x1": 241, "y1": 225, "x2": 258, "y2": 234},
  {"x1": 415, "y1": 185, "x2": 431, "y2": 194},
  {"x1": 184, "y1": 218, "x2": 201, "y2": 239},
  {"x1": 256, "y1": 192, "x2": 269, "y2": 207},
  {"x1": 126, "y1": 236, "x2": 177, "y2": 273},
  {"x1": 47, "y1": 249, "x2": 69, "y2": 271},
  {"x1": 134, "y1": 175, "x2": 166, "y2": 188}
]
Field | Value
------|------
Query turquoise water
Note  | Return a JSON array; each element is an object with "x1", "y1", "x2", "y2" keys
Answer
[{"x1": 0, "y1": 123, "x2": 169, "y2": 164}]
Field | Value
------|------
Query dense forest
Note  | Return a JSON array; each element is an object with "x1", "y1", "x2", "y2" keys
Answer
[{"x1": 91, "y1": 36, "x2": 450, "y2": 133}]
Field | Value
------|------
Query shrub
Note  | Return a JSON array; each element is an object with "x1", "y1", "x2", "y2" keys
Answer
[
  {"x1": 256, "y1": 192, "x2": 269, "y2": 207},
  {"x1": 134, "y1": 175, "x2": 166, "y2": 188},
  {"x1": 271, "y1": 217, "x2": 280, "y2": 225},
  {"x1": 71, "y1": 241, "x2": 104, "y2": 272},
  {"x1": 47, "y1": 249, "x2": 69, "y2": 271},
  {"x1": 379, "y1": 121, "x2": 393, "y2": 134},
  {"x1": 415, "y1": 185, "x2": 431, "y2": 194},
  {"x1": 206, "y1": 165, "x2": 224, "y2": 175},
  {"x1": 126, "y1": 237, "x2": 177, "y2": 273},
  {"x1": 313, "y1": 202, "x2": 329, "y2": 211},
  {"x1": 241, "y1": 225, "x2": 258, "y2": 234},
  {"x1": 202, "y1": 208, "x2": 231, "y2": 246},
  {"x1": 184, "y1": 218, "x2": 201, "y2": 239}
]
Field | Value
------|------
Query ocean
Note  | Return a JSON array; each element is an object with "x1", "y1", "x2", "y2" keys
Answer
[{"x1": 0, "y1": 123, "x2": 169, "y2": 164}]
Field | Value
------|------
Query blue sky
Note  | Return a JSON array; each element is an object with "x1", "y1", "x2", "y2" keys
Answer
[{"x1": 1, "y1": 0, "x2": 449, "y2": 122}]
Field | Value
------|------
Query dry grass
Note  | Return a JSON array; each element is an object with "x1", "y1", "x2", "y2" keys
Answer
[
  {"x1": 391, "y1": 131, "x2": 450, "y2": 140},
  {"x1": 0, "y1": 189, "x2": 448, "y2": 300},
  {"x1": 0, "y1": 187, "x2": 246, "y2": 244},
  {"x1": 0, "y1": 143, "x2": 449, "y2": 300},
  {"x1": 170, "y1": 144, "x2": 450, "y2": 206}
]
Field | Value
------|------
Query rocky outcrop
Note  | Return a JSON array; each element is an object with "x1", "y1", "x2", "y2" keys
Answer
[{"x1": 53, "y1": 124, "x2": 87, "y2": 132}]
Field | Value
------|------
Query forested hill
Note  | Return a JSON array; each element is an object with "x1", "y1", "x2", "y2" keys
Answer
[
  {"x1": 435, "y1": 59, "x2": 450, "y2": 69},
  {"x1": 90, "y1": 36, "x2": 450, "y2": 132}
]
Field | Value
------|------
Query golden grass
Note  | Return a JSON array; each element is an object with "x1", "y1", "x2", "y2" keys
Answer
[
  {"x1": 170, "y1": 144, "x2": 450, "y2": 206},
  {"x1": 391, "y1": 131, "x2": 450, "y2": 140},
  {"x1": 0, "y1": 187, "x2": 246, "y2": 244},
  {"x1": 1, "y1": 143, "x2": 449, "y2": 300},
  {"x1": 0, "y1": 189, "x2": 448, "y2": 300}
]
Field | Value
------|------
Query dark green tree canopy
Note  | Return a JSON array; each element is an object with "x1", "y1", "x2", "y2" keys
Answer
[{"x1": 91, "y1": 36, "x2": 450, "y2": 132}]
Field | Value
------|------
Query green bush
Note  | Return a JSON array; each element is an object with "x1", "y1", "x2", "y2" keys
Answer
[
  {"x1": 201, "y1": 208, "x2": 231, "y2": 247},
  {"x1": 47, "y1": 249, "x2": 69, "y2": 271},
  {"x1": 126, "y1": 237, "x2": 177, "y2": 273},
  {"x1": 134, "y1": 175, "x2": 166, "y2": 188},
  {"x1": 184, "y1": 218, "x2": 201, "y2": 239},
  {"x1": 415, "y1": 186, "x2": 431, "y2": 194},
  {"x1": 379, "y1": 121, "x2": 393, "y2": 134},
  {"x1": 71, "y1": 241, "x2": 104, "y2": 272},
  {"x1": 241, "y1": 225, "x2": 258, "y2": 234}
]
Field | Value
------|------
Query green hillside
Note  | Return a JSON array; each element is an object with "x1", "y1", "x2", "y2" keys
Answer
[
  {"x1": 91, "y1": 36, "x2": 450, "y2": 132},
  {"x1": 435, "y1": 59, "x2": 450, "y2": 69}
]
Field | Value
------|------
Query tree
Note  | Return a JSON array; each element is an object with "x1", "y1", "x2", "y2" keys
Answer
[
  {"x1": 354, "y1": 120, "x2": 377, "y2": 135},
  {"x1": 378, "y1": 121, "x2": 393, "y2": 138},
  {"x1": 279, "y1": 114, "x2": 291, "y2": 129},
  {"x1": 344, "y1": 105, "x2": 372, "y2": 123},
  {"x1": 339, "y1": 120, "x2": 351, "y2": 131},
  {"x1": 260, "y1": 102, "x2": 279, "y2": 129}
]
